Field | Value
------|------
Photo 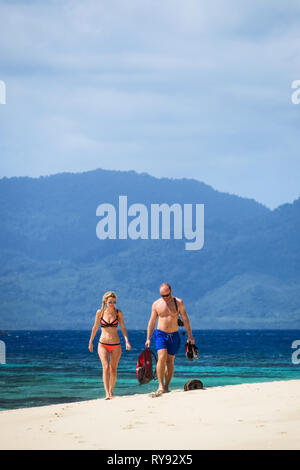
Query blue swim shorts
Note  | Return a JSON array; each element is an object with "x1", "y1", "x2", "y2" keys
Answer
[{"x1": 154, "y1": 329, "x2": 181, "y2": 356}]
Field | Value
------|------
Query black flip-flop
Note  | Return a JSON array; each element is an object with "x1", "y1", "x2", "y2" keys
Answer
[
  {"x1": 185, "y1": 342, "x2": 194, "y2": 361},
  {"x1": 192, "y1": 344, "x2": 199, "y2": 359}
]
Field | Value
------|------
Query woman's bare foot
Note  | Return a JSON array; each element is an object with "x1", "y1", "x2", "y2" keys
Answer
[
  {"x1": 105, "y1": 394, "x2": 111, "y2": 400},
  {"x1": 163, "y1": 386, "x2": 170, "y2": 393}
]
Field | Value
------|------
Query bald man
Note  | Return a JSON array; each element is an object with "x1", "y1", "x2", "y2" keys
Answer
[{"x1": 145, "y1": 283, "x2": 195, "y2": 396}]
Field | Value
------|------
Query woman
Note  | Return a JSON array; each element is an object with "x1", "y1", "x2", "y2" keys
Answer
[{"x1": 89, "y1": 291, "x2": 131, "y2": 400}]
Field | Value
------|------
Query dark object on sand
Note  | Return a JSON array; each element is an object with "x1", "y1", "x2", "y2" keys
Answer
[{"x1": 184, "y1": 379, "x2": 204, "y2": 391}]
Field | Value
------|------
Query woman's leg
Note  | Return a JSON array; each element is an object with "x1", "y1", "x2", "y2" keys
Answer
[
  {"x1": 108, "y1": 345, "x2": 122, "y2": 398},
  {"x1": 98, "y1": 343, "x2": 111, "y2": 399}
]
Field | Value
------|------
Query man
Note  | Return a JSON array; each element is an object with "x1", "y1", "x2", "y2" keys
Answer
[{"x1": 145, "y1": 283, "x2": 195, "y2": 396}]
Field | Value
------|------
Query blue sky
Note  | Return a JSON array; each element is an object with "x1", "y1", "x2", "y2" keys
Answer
[{"x1": 0, "y1": 0, "x2": 300, "y2": 209}]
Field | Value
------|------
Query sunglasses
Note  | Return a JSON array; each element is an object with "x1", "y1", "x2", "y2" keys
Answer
[
  {"x1": 107, "y1": 300, "x2": 116, "y2": 304},
  {"x1": 161, "y1": 292, "x2": 171, "y2": 298}
]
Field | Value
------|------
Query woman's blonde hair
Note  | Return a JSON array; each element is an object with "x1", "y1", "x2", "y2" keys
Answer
[{"x1": 100, "y1": 291, "x2": 117, "y2": 316}]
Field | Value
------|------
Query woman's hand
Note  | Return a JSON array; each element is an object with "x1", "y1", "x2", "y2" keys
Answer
[
  {"x1": 88, "y1": 341, "x2": 93, "y2": 352},
  {"x1": 126, "y1": 340, "x2": 131, "y2": 351}
]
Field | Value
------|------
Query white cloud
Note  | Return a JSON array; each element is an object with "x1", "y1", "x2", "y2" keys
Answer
[{"x1": 0, "y1": 0, "x2": 300, "y2": 208}]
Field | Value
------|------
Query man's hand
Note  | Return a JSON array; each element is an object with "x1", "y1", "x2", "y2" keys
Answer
[
  {"x1": 145, "y1": 339, "x2": 151, "y2": 348},
  {"x1": 187, "y1": 336, "x2": 195, "y2": 345}
]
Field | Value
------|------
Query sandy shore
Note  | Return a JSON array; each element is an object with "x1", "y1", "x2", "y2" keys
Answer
[{"x1": 1, "y1": 380, "x2": 300, "y2": 450}]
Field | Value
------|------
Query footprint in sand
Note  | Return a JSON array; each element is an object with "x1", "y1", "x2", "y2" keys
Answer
[
  {"x1": 126, "y1": 409, "x2": 135, "y2": 413},
  {"x1": 121, "y1": 424, "x2": 135, "y2": 430}
]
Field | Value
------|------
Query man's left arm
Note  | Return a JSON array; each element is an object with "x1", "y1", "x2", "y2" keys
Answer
[{"x1": 179, "y1": 301, "x2": 195, "y2": 344}]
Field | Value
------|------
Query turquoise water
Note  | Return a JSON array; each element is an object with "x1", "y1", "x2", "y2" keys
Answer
[{"x1": 1, "y1": 330, "x2": 300, "y2": 410}]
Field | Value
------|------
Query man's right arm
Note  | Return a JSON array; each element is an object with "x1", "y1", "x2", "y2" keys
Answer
[{"x1": 145, "y1": 303, "x2": 158, "y2": 348}]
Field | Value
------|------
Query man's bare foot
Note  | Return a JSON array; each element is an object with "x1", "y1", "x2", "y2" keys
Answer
[
  {"x1": 163, "y1": 386, "x2": 170, "y2": 393},
  {"x1": 105, "y1": 394, "x2": 111, "y2": 400},
  {"x1": 149, "y1": 389, "x2": 164, "y2": 398},
  {"x1": 109, "y1": 391, "x2": 114, "y2": 399}
]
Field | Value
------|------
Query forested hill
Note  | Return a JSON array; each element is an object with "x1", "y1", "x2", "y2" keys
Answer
[{"x1": 0, "y1": 168, "x2": 299, "y2": 329}]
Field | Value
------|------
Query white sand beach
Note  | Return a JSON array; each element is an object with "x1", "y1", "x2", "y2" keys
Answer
[{"x1": 1, "y1": 380, "x2": 300, "y2": 450}]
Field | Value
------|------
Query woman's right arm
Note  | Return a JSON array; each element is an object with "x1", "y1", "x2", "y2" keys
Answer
[{"x1": 89, "y1": 310, "x2": 101, "y2": 352}]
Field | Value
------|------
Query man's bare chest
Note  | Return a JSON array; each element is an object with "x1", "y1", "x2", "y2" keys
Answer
[{"x1": 157, "y1": 303, "x2": 178, "y2": 318}]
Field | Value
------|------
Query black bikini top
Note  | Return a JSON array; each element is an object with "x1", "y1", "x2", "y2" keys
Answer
[{"x1": 100, "y1": 309, "x2": 119, "y2": 328}]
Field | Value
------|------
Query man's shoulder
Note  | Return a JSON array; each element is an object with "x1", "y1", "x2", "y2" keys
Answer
[
  {"x1": 152, "y1": 298, "x2": 162, "y2": 308},
  {"x1": 173, "y1": 297, "x2": 185, "y2": 311}
]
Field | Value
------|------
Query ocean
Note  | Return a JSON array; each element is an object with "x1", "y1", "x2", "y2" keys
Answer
[{"x1": 1, "y1": 330, "x2": 300, "y2": 411}]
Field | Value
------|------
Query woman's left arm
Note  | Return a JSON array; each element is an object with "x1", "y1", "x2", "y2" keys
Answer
[{"x1": 118, "y1": 310, "x2": 131, "y2": 350}]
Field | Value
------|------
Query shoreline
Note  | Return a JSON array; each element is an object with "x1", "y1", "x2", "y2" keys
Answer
[
  {"x1": 1, "y1": 379, "x2": 300, "y2": 449},
  {"x1": 0, "y1": 376, "x2": 299, "y2": 414}
]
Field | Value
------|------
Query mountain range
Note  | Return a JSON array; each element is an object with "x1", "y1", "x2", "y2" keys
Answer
[{"x1": 0, "y1": 168, "x2": 299, "y2": 329}]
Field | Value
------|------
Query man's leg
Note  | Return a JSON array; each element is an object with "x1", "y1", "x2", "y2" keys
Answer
[
  {"x1": 164, "y1": 354, "x2": 175, "y2": 392},
  {"x1": 156, "y1": 348, "x2": 168, "y2": 392},
  {"x1": 164, "y1": 331, "x2": 180, "y2": 391}
]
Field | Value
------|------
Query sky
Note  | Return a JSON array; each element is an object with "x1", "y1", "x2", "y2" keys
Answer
[{"x1": 0, "y1": 0, "x2": 300, "y2": 210}]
